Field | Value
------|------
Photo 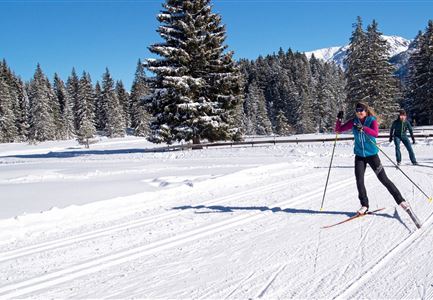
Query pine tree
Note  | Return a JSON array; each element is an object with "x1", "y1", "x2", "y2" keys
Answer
[
  {"x1": 115, "y1": 80, "x2": 130, "y2": 128},
  {"x1": 408, "y1": 21, "x2": 433, "y2": 125},
  {"x1": 0, "y1": 78, "x2": 18, "y2": 143},
  {"x1": 345, "y1": 18, "x2": 399, "y2": 127},
  {"x1": 101, "y1": 69, "x2": 125, "y2": 137},
  {"x1": 66, "y1": 68, "x2": 80, "y2": 132},
  {"x1": 345, "y1": 16, "x2": 369, "y2": 110},
  {"x1": 76, "y1": 72, "x2": 96, "y2": 147},
  {"x1": 130, "y1": 59, "x2": 150, "y2": 136},
  {"x1": 94, "y1": 81, "x2": 104, "y2": 131},
  {"x1": 146, "y1": 0, "x2": 243, "y2": 145},
  {"x1": 275, "y1": 110, "x2": 294, "y2": 135},
  {"x1": 28, "y1": 64, "x2": 56, "y2": 142},
  {"x1": 54, "y1": 73, "x2": 75, "y2": 139},
  {"x1": 244, "y1": 81, "x2": 272, "y2": 135},
  {"x1": 364, "y1": 20, "x2": 400, "y2": 126},
  {"x1": 0, "y1": 60, "x2": 25, "y2": 141}
]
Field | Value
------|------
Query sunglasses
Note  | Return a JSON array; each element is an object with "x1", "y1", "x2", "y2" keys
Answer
[{"x1": 355, "y1": 108, "x2": 365, "y2": 113}]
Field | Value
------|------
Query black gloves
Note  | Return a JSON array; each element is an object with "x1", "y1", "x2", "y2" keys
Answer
[
  {"x1": 389, "y1": 137, "x2": 393, "y2": 143},
  {"x1": 337, "y1": 111, "x2": 344, "y2": 121},
  {"x1": 354, "y1": 122, "x2": 363, "y2": 132}
]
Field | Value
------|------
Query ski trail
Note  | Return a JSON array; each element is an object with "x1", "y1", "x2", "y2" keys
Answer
[
  {"x1": 0, "y1": 174, "x2": 359, "y2": 298},
  {"x1": 313, "y1": 230, "x2": 322, "y2": 274},
  {"x1": 0, "y1": 170, "x2": 326, "y2": 263},
  {"x1": 334, "y1": 207, "x2": 378, "y2": 284},
  {"x1": 256, "y1": 264, "x2": 287, "y2": 298},
  {"x1": 223, "y1": 271, "x2": 256, "y2": 299},
  {"x1": 334, "y1": 211, "x2": 433, "y2": 299}
]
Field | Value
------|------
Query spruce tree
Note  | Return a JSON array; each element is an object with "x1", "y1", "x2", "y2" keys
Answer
[
  {"x1": 130, "y1": 59, "x2": 151, "y2": 137},
  {"x1": 146, "y1": 0, "x2": 243, "y2": 145},
  {"x1": 364, "y1": 20, "x2": 400, "y2": 126},
  {"x1": 76, "y1": 72, "x2": 96, "y2": 147},
  {"x1": 115, "y1": 80, "x2": 130, "y2": 128},
  {"x1": 54, "y1": 74, "x2": 75, "y2": 139},
  {"x1": 408, "y1": 21, "x2": 433, "y2": 125},
  {"x1": 0, "y1": 78, "x2": 18, "y2": 142},
  {"x1": 345, "y1": 17, "x2": 369, "y2": 110},
  {"x1": 28, "y1": 64, "x2": 56, "y2": 142},
  {"x1": 94, "y1": 81, "x2": 104, "y2": 131},
  {"x1": 345, "y1": 18, "x2": 399, "y2": 127},
  {"x1": 66, "y1": 68, "x2": 80, "y2": 132},
  {"x1": 101, "y1": 69, "x2": 125, "y2": 137},
  {"x1": 275, "y1": 110, "x2": 294, "y2": 135}
]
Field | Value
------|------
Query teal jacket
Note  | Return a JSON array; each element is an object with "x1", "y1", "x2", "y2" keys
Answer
[
  {"x1": 353, "y1": 116, "x2": 379, "y2": 157},
  {"x1": 390, "y1": 119, "x2": 414, "y2": 139}
]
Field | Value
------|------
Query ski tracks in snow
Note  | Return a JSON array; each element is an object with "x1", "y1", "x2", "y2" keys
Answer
[
  {"x1": 0, "y1": 170, "x2": 326, "y2": 264},
  {"x1": 334, "y1": 211, "x2": 433, "y2": 299},
  {"x1": 0, "y1": 171, "x2": 359, "y2": 298}
]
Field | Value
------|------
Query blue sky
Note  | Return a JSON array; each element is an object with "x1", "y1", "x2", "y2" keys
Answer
[{"x1": 1, "y1": 0, "x2": 432, "y2": 89}]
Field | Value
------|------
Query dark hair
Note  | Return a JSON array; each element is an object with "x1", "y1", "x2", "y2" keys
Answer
[{"x1": 399, "y1": 109, "x2": 407, "y2": 116}]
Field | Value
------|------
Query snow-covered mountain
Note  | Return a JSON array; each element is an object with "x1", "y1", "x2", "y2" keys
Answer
[{"x1": 305, "y1": 35, "x2": 412, "y2": 70}]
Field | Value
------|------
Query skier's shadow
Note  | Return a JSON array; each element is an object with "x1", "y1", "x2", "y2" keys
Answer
[{"x1": 172, "y1": 204, "x2": 394, "y2": 220}]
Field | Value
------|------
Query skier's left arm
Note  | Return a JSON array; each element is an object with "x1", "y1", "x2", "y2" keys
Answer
[
  {"x1": 407, "y1": 121, "x2": 415, "y2": 143},
  {"x1": 363, "y1": 119, "x2": 379, "y2": 138}
]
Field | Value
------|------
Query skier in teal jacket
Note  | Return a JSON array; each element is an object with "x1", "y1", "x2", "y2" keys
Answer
[
  {"x1": 389, "y1": 110, "x2": 418, "y2": 165},
  {"x1": 336, "y1": 102, "x2": 410, "y2": 215}
]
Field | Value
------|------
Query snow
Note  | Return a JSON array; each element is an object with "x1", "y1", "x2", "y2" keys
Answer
[
  {"x1": 0, "y1": 131, "x2": 433, "y2": 298},
  {"x1": 305, "y1": 35, "x2": 412, "y2": 69}
]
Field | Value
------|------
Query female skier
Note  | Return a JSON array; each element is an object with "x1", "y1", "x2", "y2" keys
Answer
[{"x1": 335, "y1": 102, "x2": 410, "y2": 215}]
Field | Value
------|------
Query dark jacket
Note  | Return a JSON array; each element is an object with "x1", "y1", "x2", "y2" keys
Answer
[{"x1": 390, "y1": 119, "x2": 414, "y2": 140}]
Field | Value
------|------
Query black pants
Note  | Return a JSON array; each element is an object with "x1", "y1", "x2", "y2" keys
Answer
[{"x1": 355, "y1": 154, "x2": 404, "y2": 207}]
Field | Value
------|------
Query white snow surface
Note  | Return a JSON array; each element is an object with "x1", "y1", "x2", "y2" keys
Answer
[{"x1": 1, "y1": 132, "x2": 433, "y2": 298}]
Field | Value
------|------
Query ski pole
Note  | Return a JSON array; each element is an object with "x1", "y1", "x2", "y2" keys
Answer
[
  {"x1": 320, "y1": 133, "x2": 339, "y2": 211},
  {"x1": 363, "y1": 132, "x2": 432, "y2": 203}
]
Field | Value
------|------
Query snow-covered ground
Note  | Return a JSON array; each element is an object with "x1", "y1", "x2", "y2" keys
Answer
[{"x1": 0, "y1": 133, "x2": 433, "y2": 298}]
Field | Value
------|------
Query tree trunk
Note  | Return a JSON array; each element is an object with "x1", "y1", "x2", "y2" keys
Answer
[{"x1": 192, "y1": 136, "x2": 203, "y2": 150}]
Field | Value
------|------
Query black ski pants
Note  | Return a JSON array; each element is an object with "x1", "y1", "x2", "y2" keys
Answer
[{"x1": 355, "y1": 154, "x2": 405, "y2": 208}]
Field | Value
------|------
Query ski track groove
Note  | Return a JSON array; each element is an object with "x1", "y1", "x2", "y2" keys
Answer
[
  {"x1": 256, "y1": 264, "x2": 287, "y2": 298},
  {"x1": 0, "y1": 170, "x2": 326, "y2": 264},
  {"x1": 334, "y1": 210, "x2": 433, "y2": 299},
  {"x1": 333, "y1": 206, "x2": 377, "y2": 286},
  {"x1": 0, "y1": 173, "x2": 360, "y2": 298},
  {"x1": 223, "y1": 271, "x2": 256, "y2": 300}
]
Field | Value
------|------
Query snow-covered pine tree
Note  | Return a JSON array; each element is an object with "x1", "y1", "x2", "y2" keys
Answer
[
  {"x1": 28, "y1": 64, "x2": 56, "y2": 142},
  {"x1": 47, "y1": 76, "x2": 62, "y2": 139},
  {"x1": 146, "y1": 0, "x2": 243, "y2": 145},
  {"x1": 408, "y1": 21, "x2": 433, "y2": 125},
  {"x1": 243, "y1": 81, "x2": 272, "y2": 135},
  {"x1": 14, "y1": 78, "x2": 30, "y2": 141},
  {"x1": 364, "y1": 20, "x2": 400, "y2": 126},
  {"x1": 115, "y1": 80, "x2": 130, "y2": 128},
  {"x1": 345, "y1": 18, "x2": 399, "y2": 127},
  {"x1": 101, "y1": 69, "x2": 125, "y2": 137},
  {"x1": 345, "y1": 16, "x2": 369, "y2": 112},
  {"x1": 275, "y1": 110, "x2": 294, "y2": 136},
  {"x1": 94, "y1": 81, "x2": 104, "y2": 131},
  {"x1": 293, "y1": 53, "x2": 315, "y2": 133},
  {"x1": 54, "y1": 73, "x2": 75, "y2": 139},
  {"x1": 0, "y1": 59, "x2": 24, "y2": 141},
  {"x1": 130, "y1": 59, "x2": 150, "y2": 137},
  {"x1": 66, "y1": 68, "x2": 80, "y2": 132},
  {"x1": 76, "y1": 72, "x2": 96, "y2": 147},
  {"x1": 0, "y1": 78, "x2": 18, "y2": 143}
]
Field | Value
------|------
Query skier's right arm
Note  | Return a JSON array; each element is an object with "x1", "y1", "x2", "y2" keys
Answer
[{"x1": 335, "y1": 118, "x2": 354, "y2": 133}]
